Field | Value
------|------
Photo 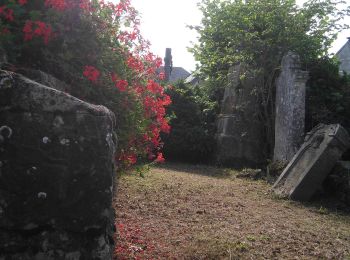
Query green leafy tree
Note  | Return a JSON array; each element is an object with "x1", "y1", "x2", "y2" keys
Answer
[{"x1": 190, "y1": 0, "x2": 350, "y2": 154}]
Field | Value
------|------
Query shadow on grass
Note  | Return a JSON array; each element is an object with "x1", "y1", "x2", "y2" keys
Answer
[
  {"x1": 161, "y1": 162, "x2": 350, "y2": 215},
  {"x1": 270, "y1": 190, "x2": 350, "y2": 216},
  {"x1": 155, "y1": 161, "x2": 241, "y2": 179}
]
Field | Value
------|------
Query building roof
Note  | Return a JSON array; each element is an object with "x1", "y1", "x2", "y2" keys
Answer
[
  {"x1": 335, "y1": 38, "x2": 350, "y2": 74},
  {"x1": 335, "y1": 38, "x2": 350, "y2": 56},
  {"x1": 169, "y1": 67, "x2": 191, "y2": 82},
  {"x1": 158, "y1": 66, "x2": 190, "y2": 83}
]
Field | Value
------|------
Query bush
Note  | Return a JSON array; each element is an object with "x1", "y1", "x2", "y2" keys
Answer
[
  {"x1": 306, "y1": 57, "x2": 350, "y2": 131},
  {"x1": 0, "y1": 0, "x2": 171, "y2": 168},
  {"x1": 162, "y1": 81, "x2": 216, "y2": 163}
]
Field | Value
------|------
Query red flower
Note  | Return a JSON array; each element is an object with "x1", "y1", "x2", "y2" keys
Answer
[
  {"x1": 18, "y1": 0, "x2": 27, "y2": 5},
  {"x1": 0, "y1": 6, "x2": 5, "y2": 15},
  {"x1": 159, "y1": 72, "x2": 165, "y2": 80},
  {"x1": 45, "y1": 0, "x2": 67, "y2": 11},
  {"x1": 161, "y1": 94, "x2": 172, "y2": 106},
  {"x1": 155, "y1": 152, "x2": 165, "y2": 163},
  {"x1": 34, "y1": 21, "x2": 52, "y2": 44},
  {"x1": 127, "y1": 154, "x2": 137, "y2": 165},
  {"x1": 83, "y1": 66, "x2": 100, "y2": 82},
  {"x1": 127, "y1": 55, "x2": 144, "y2": 73},
  {"x1": 1, "y1": 27, "x2": 10, "y2": 35},
  {"x1": 23, "y1": 21, "x2": 33, "y2": 41},
  {"x1": 116, "y1": 80, "x2": 128, "y2": 91},
  {"x1": 22, "y1": 20, "x2": 52, "y2": 44},
  {"x1": 79, "y1": 0, "x2": 91, "y2": 11},
  {"x1": 5, "y1": 8, "x2": 14, "y2": 21},
  {"x1": 160, "y1": 119, "x2": 171, "y2": 133},
  {"x1": 146, "y1": 80, "x2": 163, "y2": 94}
]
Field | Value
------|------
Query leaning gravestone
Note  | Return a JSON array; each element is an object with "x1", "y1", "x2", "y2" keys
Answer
[
  {"x1": 273, "y1": 124, "x2": 350, "y2": 201},
  {"x1": 273, "y1": 51, "x2": 309, "y2": 163},
  {"x1": 216, "y1": 64, "x2": 265, "y2": 167},
  {"x1": 0, "y1": 70, "x2": 116, "y2": 259}
]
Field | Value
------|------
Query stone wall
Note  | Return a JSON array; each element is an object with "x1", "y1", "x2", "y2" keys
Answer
[{"x1": 0, "y1": 70, "x2": 116, "y2": 259}]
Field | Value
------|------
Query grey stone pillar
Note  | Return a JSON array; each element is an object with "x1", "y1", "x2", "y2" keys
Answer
[{"x1": 273, "y1": 52, "x2": 309, "y2": 163}]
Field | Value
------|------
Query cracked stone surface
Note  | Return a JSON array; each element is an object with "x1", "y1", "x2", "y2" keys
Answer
[{"x1": 0, "y1": 70, "x2": 116, "y2": 259}]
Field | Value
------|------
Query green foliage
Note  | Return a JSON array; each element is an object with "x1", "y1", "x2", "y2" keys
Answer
[
  {"x1": 191, "y1": 0, "x2": 349, "y2": 86},
  {"x1": 306, "y1": 57, "x2": 350, "y2": 132},
  {"x1": 162, "y1": 81, "x2": 217, "y2": 163},
  {"x1": 190, "y1": 0, "x2": 350, "y2": 156}
]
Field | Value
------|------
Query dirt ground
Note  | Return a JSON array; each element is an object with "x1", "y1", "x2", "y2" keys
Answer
[{"x1": 113, "y1": 163, "x2": 350, "y2": 259}]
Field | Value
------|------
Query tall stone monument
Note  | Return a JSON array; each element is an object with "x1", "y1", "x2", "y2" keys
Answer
[
  {"x1": 273, "y1": 52, "x2": 309, "y2": 163},
  {"x1": 216, "y1": 64, "x2": 265, "y2": 167}
]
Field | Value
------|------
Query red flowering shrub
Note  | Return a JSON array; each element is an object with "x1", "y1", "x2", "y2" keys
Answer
[{"x1": 0, "y1": 0, "x2": 171, "y2": 168}]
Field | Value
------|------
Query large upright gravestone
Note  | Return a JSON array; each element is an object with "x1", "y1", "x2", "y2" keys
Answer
[
  {"x1": 273, "y1": 52, "x2": 309, "y2": 163},
  {"x1": 216, "y1": 64, "x2": 265, "y2": 167},
  {"x1": 273, "y1": 124, "x2": 350, "y2": 201},
  {"x1": 0, "y1": 70, "x2": 116, "y2": 259}
]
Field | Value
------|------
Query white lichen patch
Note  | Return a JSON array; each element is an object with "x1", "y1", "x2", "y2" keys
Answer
[
  {"x1": 23, "y1": 112, "x2": 32, "y2": 122},
  {"x1": 65, "y1": 251, "x2": 81, "y2": 260},
  {"x1": 53, "y1": 116, "x2": 64, "y2": 128},
  {"x1": 0, "y1": 74, "x2": 13, "y2": 89},
  {"x1": 98, "y1": 235, "x2": 106, "y2": 248},
  {"x1": 0, "y1": 125, "x2": 13, "y2": 139},
  {"x1": 60, "y1": 138, "x2": 70, "y2": 146},
  {"x1": 27, "y1": 166, "x2": 38, "y2": 175},
  {"x1": 106, "y1": 133, "x2": 115, "y2": 152},
  {"x1": 42, "y1": 136, "x2": 50, "y2": 144},
  {"x1": 42, "y1": 239, "x2": 49, "y2": 251},
  {"x1": 37, "y1": 192, "x2": 47, "y2": 199}
]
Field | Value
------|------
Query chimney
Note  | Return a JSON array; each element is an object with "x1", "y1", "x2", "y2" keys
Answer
[{"x1": 164, "y1": 48, "x2": 173, "y2": 82}]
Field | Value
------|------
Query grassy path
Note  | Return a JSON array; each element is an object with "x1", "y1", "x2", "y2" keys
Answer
[{"x1": 114, "y1": 163, "x2": 350, "y2": 259}]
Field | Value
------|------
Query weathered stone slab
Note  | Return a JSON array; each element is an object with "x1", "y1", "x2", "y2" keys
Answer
[
  {"x1": 273, "y1": 51, "x2": 309, "y2": 163},
  {"x1": 0, "y1": 70, "x2": 116, "y2": 259},
  {"x1": 273, "y1": 124, "x2": 350, "y2": 201},
  {"x1": 216, "y1": 64, "x2": 265, "y2": 167}
]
